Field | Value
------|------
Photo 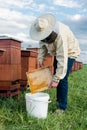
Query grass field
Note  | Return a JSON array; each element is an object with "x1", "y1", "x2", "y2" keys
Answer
[{"x1": 0, "y1": 65, "x2": 87, "y2": 130}]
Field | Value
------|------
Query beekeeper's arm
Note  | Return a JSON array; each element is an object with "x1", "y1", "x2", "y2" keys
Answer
[{"x1": 53, "y1": 34, "x2": 68, "y2": 83}]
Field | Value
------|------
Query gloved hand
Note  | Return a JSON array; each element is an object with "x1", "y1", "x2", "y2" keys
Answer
[
  {"x1": 38, "y1": 61, "x2": 44, "y2": 67},
  {"x1": 49, "y1": 80, "x2": 58, "y2": 88}
]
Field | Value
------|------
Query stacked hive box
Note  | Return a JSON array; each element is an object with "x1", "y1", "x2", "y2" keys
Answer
[
  {"x1": 20, "y1": 50, "x2": 38, "y2": 89},
  {"x1": 71, "y1": 61, "x2": 83, "y2": 72},
  {"x1": 43, "y1": 54, "x2": 54, "y2": 74},
  {"x1": 0, "y1": 36, "x2": 21, "y2": 97}
]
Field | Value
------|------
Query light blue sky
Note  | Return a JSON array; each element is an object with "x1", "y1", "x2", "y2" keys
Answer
[{"x1": 0, "y1": 0, "x2": 87, "y2": 63}]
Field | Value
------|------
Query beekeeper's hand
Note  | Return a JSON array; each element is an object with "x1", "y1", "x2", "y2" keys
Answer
[
  {"x1": 38, "y1": 61, "x2": 44, "y2": 67},
  {"x1": 49, "y1": 80, "x2": 58, "y2": 88}
]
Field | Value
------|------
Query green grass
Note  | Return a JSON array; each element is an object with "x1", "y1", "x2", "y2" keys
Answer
[{"x1": 0, "y1": 65, "x2": 87, "y2": 130}]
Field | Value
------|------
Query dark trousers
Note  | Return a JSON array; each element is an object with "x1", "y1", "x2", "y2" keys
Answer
[{"x1": 54, "y1": 57, "x2": 75, "y2": 110}]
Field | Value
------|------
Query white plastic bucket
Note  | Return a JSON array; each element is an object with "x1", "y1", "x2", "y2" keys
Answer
[{"x1": 25, "y1": 92, "x2": 50, "y2": 119}]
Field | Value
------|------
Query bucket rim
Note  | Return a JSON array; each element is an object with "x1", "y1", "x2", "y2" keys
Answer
[{"x1": 25, "y1": 92, "x2": 50, "y2": 101}]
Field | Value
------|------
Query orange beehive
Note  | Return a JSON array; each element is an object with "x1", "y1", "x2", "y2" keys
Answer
[
  {"x1": 20, "y1": 50, "x2": 38, "y2": 87},
  {"x1": 0, "y1": 35, "x2": 21, "y2": 97},
  {"x1": 0, "y1": 36, "x2": 21, "y2": 83},
  {"x1": 43, "y1": 54, "x2": 54, "y2": 74},
  {"x1": 71, "y1": 61, "x2": 83, "y2": 72}
]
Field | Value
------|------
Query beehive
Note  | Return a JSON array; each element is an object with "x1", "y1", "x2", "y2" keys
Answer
[
  {"x1": 0, "y1": 35, "x2": 21, "y2": 96},
  {"x1": 20, "y1": 50, "x2": 38, "y2": 88}
]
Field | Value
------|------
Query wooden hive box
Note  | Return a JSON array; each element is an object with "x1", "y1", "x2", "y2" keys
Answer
[
  {"x1": 43, "y1": 54, "x2": 54, "y2": 74},
  {"x1": 71, "y1": 61, "x2": 83, "y2": 72},
  {"x1": 0, "y1": 36, "x2": 21, "y2": 88},
  {"x1": 20, "y1": 50, "x2": 38, "y2": 88}
]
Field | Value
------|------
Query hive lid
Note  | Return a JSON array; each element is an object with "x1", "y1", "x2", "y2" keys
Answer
[
  {"x1": 0, "y1": 49, "x2": 6, "y2": 52},
  {"x1": 0, "y1": 34, "x2": 22, "y2": 42}
]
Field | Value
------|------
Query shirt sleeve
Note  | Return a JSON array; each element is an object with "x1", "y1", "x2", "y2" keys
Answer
[
  {"x1": 53, "y1": 34, "x2": 68, "y2": 82},
  {"x1": 38, "y1": 41, "x2": 48, "y2": 62}
]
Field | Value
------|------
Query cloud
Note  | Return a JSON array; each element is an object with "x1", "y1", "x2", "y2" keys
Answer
[
  {"x1": 0, "y1": 8, "x2": 35, "y2": 22},
  {"x1": 29, "y1": 3, "x2": 46, "y2": 12},
  {"x1": 0, "y1": 7, "x2": 36, "y2": 38},
  {"x1": 68, "y1": 14, "x2": 82, "y2": 22},
  {"x1": 0, "y1": 0, "x2": 46, "y2": 15},
  {"x1": 65, "y1": 14, "x2": 87, "y2": 38},
  {"x1": 77, "y1": 51, "x2": 87, "y2": 64},
  {"x1": 0, "y1": 18, "x2": 27, "y2": 29},
  {"x1": 21, "y1": 38, "x2": 39, "y2": 48},
  {"x1": 16, "y1": 33, "x2": 29, "y2": 42},
  {"x1": 53, "y1": 0, "x2": 80, "y2": 8},
  {"x1": 61, "y1": 12, "x2": 87, "y2": 63},
  {"x1": 64, "y1": 14, "x2": 87, "y2": 36},
  {"x1": 0, "y1": 0, "x2": 33, "y2": 8}
]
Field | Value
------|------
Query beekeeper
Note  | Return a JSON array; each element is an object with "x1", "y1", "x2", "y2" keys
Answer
[{"x1": 29, "y1": 13, "x2": 80, "y2": 114}]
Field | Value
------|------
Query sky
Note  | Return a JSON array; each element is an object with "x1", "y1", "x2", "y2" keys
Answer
[{"x1": 0, "y1": 0, "x2": 87, "y2": 64}]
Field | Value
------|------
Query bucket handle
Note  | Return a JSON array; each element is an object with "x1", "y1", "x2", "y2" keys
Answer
[{"x1": 48, "y1": 100, "x2": 51, "y2": 103}]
